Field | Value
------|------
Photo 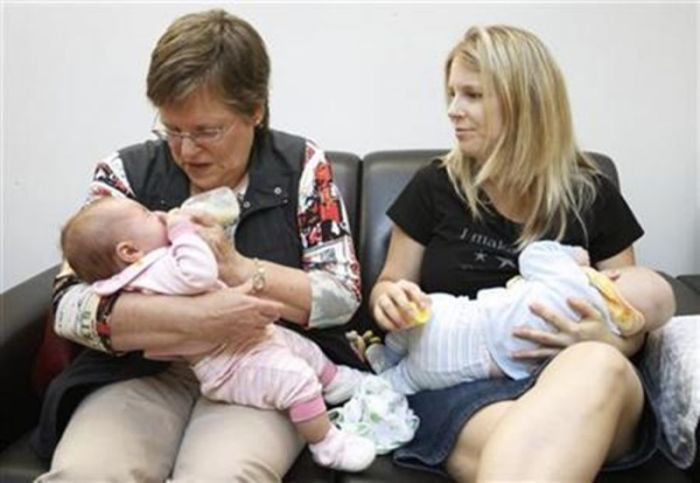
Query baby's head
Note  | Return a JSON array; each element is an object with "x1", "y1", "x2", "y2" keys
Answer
[
  {"x1": 606, "y1": 266, "x2": 676, "y2": 332},
  {"x1": 61, "y1": 197, "x2": 168, "y2": 283}
]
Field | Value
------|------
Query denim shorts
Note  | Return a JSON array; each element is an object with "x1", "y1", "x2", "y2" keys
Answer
[{"x1": 393, "y1": 356, "x2": 661, "y2": 476}]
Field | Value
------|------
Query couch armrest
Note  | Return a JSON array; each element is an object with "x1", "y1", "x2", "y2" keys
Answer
[
  {"x1": 678, "y1": 275, "x2": 700, "y2": 296},
  {"x1": 661, "y1": 273, "x2": 700, "y2": 316},
  {"x1": 642, "y1": 275, "x2": 700, "y2": 470},
  {"x1": 0, "y1": 265, "x2": 59, "y2": 450}
]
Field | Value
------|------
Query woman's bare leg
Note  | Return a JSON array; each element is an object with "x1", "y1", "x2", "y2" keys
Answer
[
  {"x1": 446, "y1": 342, "x2": 644, "y2": 482},
  {"x1": 446, "y1": 401, "x2": 513, "y2": 482}
]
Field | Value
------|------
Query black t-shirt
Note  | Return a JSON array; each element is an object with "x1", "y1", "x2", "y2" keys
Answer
[{"x1": 388, "y1": 160, "x2": 644, "y2": 299}]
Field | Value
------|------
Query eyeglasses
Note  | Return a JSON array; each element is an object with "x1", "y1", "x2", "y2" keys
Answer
[{"x1": 151, "y1": 117, "x2": 235, "y2": 148}]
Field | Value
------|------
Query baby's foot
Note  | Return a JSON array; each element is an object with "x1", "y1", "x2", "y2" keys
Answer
[
  {"x1": 323, "y1": 365, "x2": 366, "y2": 405},
  {"x1": 345, "y1": 330, "x2": 390, "y2": 374},
  {"x1": 309, "y1": 425, "x2": 375, "y2": 472},
  {"x1": 346, "y1": 330, "x2": 382, "y2": 363},
  {"x1": 345, "y1": 330, "x2": 366, "y2": 362}
]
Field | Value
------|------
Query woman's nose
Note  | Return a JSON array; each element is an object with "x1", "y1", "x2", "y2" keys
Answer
[
  {"x1": 179, "y1": 137, "x2": 200, "y2": 159},
  {"x1": 447, "y1": 96, "x2": 466, "y2": 119}
]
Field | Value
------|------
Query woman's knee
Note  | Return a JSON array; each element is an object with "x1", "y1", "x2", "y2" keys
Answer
[
  {"x1": 547, "y1": 342, "x2": 642, "y2": 404},
  {"x1": 173, "y1": 400, "x2": 303, "y2": 481},
  {"x1": 40, "y1": 376, "x2": 191, "y2": 482},
  {"x1": 556, "y1": 342, "x2": 632, "y2": 378},
  {"x1": 550, "y1": 343, "x2": 645, "y2": 461}
]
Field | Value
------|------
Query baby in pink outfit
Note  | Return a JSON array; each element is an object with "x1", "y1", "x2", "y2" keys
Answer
[{"x1": 60, "y1": 196, "x2": 375, "y2": 472}]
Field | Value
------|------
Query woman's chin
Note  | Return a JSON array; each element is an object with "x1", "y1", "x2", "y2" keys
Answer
[
  {"x1": 189, "y1": 179, "x2": 220, "y2": 194},
  {"x1": 457, "y1": 140, "x2": 479, "y2": 157}
]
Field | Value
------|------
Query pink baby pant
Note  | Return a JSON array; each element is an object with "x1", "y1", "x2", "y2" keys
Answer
[{"x1": 192, "y1": 325, "x2": 337, "y2": 423}]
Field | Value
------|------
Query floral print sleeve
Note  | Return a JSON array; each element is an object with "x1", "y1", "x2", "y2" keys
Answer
[
  {"x1": 52, "y1": 152, "x2": 133, "y2": 353},
  {"x1": 298, "y1": 140, "x2": 361, "y2": 328}
]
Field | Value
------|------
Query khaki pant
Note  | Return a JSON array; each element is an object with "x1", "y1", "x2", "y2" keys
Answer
[{"x1": 36, "y1": 362, "x2": 304, "y2": 483}]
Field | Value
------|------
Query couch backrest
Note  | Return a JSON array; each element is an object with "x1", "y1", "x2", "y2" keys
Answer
[{"x1": 359, "y1": 150, "x2": 446, "y2": 302}]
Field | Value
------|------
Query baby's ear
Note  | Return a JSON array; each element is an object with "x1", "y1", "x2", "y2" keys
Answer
[
  {"x1": 115, "y1": 241, "x2": 143, "y2": 264},
  {"x1": 601, "y1": 269, "x2": 621, "y2": 281}
]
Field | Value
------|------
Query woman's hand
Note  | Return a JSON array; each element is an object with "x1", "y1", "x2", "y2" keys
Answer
[
  {"x1": 369, "y1": 225, "x2": 428, "y2": 331},
  {"x1": 186, "y1": 210, "x2": 246, "y2": 284},
  {"x1": 110, "y1": 285, "x2": 283, "y2": 353},
  {"x1": 512, "y1": 298, "x2": 644, "y2": 361},
  {"x1": 372, "y1": 279, "x2": 431, "y2": 332},
  {"x1": 191, "y1": 285, "x2": 281, "y2": 343}
]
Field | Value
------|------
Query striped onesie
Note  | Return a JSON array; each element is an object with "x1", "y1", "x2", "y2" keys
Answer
[{"x1": 375, "y1": 241, "x2": 625, "y2": 394}]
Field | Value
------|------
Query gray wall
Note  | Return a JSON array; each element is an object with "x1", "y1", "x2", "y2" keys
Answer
[{"x1": 2, "y1": 2, "x2": 698, "y2": 291}]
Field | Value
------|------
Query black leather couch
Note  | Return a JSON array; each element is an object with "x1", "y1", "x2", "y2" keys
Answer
[{"x1": 1, "y1": 150, "x2": 699, "y2": 482}]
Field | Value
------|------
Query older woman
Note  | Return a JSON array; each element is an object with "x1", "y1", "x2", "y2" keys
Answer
[
  {"x1": 370, "y1": 25, "x2": 673, "y2": 481},
  {"x1": 34, "y1": 9, "x2": 362, "y2": 481}
]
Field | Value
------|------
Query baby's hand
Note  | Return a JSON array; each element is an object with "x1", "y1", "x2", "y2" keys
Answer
[
  {"x1": 179, "y1": 207, "x2": 219, "y2": 229},
  {"x1": 166, "y1": 208, "x2": 193, "y2": 229},
  {"x1": 406, "y1": 302, "x2": 431, "y2": 326}
]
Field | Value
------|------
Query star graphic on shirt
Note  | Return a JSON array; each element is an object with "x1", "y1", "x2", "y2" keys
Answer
[
  {"x1": 495, "y1": 256, "x2": 516, "y2": 269},
  {"x1": 474, "y1": 251, "x2": 487, "y2": 262}
]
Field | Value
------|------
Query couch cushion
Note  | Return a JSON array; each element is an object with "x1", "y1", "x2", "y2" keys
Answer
[
  {"x1": 594, "y1": 455, "x2": 693, "y2": 483},
  {"x1": 0, "y1": 433, "x2": 47, "y2": 483}
]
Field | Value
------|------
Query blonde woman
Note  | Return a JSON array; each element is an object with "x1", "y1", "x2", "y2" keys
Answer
[{"x1": 370, "y1": 25, "x2": 672, "y2": 481}]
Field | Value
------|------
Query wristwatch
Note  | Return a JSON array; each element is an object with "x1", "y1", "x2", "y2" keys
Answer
[{"x1": 251, "y1": 258, "x2": 266, "y2": 293}]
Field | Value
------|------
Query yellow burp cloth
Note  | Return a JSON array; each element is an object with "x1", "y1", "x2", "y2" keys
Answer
[{"x1": 583, "y1": 268, "x2": 645, "y2": 336}]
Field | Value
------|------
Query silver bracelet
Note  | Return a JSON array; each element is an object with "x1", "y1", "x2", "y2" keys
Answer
[{"x1": 251, "y1": 258, "x2": 266, "y2": 293}]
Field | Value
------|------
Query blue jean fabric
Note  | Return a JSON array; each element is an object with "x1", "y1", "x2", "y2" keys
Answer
[{"x1": 393, "y1": 357, "x2": 660, "y2": 476}]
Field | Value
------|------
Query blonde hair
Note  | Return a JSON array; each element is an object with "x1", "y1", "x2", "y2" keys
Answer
[
  {"x1": 60, "y1": 198, "x2": 130, "y2": 283},
  {"x1": 442, "y1": 25, "x2": 599, "y2": 248}
]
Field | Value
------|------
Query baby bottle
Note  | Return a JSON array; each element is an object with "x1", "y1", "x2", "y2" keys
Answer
[{"x1": 181, "y1": 187, "x2": 241, "y2": 230}]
